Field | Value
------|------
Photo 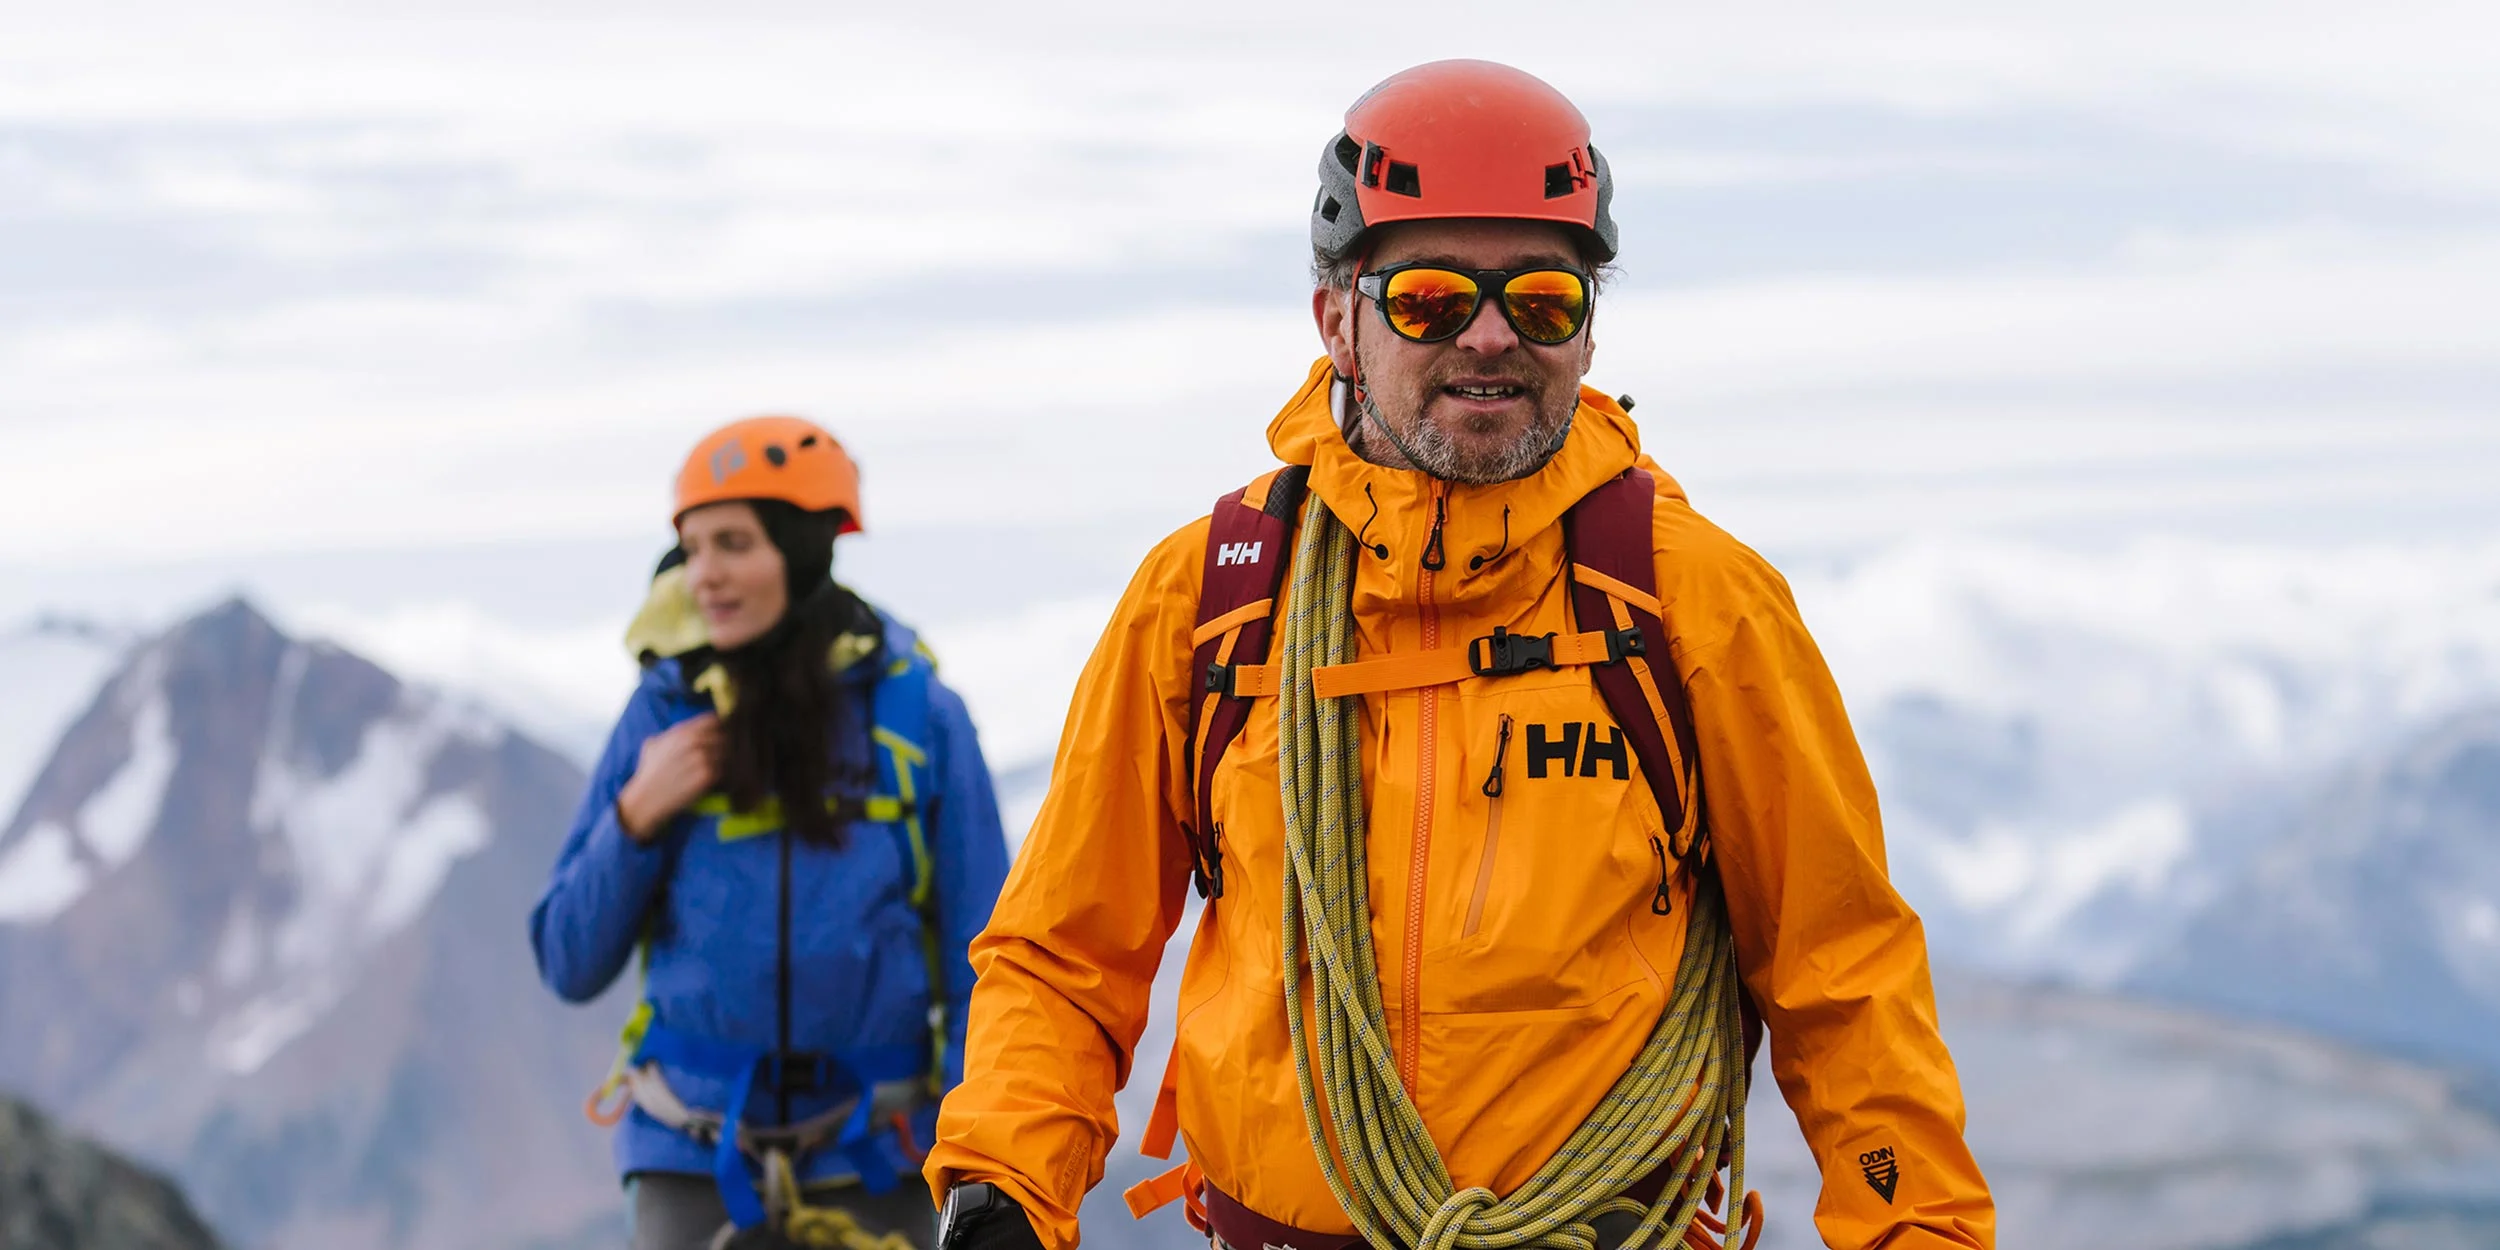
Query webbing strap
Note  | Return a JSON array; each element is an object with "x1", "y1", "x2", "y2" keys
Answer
[
  {"x1": 1124, "y1": 1160, "x2": 1212, "y2": 1235},
  {"x1": 1564, "y1": 469, "x2": 1704, "y2": 859},
  {"x1": 1141, "y1": 1033, "x2": 1184, "y2": 1160},
  {"x1": 1184, "y1": 465, "x2": 1309, "y2": 899},
  {"x1": 1309, "y1": 628, "x2": 1634, "y2": 699},
  {"x1": 696, "y1": 793, "x2": 911, "y2": 841},
  {"x1": 1208, "y1": 663, "x2": 1279, "y2": 698},
  {"x1": 633, "y1": 1024, "x2": 926, "y2": 1228},
  {"x1": 1192, "y1": 598, "x2": 1276, "y2": 647}
]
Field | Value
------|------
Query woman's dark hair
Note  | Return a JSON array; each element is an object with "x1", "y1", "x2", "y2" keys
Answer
[{"x1": 712, "y1": 500, "x2": 874, "y2": 847}]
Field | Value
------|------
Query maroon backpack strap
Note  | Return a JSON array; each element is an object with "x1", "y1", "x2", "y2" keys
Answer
[
  {"x1": 1181, "y1": 464, "x2": 1309, "y2": 898},
  {"x1": 1563, "y1": 468, "x2": 1762, "y2": 1072},
  {"x1": 1562, "y1": 468, "x2": 1705, "y2": 862}
]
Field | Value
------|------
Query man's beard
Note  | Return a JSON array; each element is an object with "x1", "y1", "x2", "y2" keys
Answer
[{"x1": 1353, "y1": 366, "x2": 1575, "y2": 485}]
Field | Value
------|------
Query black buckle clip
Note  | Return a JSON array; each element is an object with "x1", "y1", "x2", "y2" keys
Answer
[
  {"x1": 1204, "y1": 661, "x2": 1239, "y2": 698},
  {"x1": 766, "y1": 1050, "x2": 836, "y2": 1096},
  {"x1": 1469, "y1": 626, "x2": 1556, "y2": 677},
  {"x1": 1602, "y1": 625, "x2": 1648, "y2": 665}
]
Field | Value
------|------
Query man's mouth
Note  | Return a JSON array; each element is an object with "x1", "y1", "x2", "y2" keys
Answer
[{"x1": 1443, "y1": 382, "x2": 1527, "y2": 401}]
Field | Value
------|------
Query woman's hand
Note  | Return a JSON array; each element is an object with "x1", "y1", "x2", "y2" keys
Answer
[{"x1": 615, "y1": 713, "x2": 722, "y2": 843}]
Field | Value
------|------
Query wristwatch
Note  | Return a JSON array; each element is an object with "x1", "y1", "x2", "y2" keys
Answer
[{"x1": 936, "y1": 1180, "x2": 1006, "y2": 1250}]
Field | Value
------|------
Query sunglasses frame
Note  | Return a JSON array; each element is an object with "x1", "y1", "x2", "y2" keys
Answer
[{"x1": 1355, "y1": 262, "x2": 1596, "y2": 346}]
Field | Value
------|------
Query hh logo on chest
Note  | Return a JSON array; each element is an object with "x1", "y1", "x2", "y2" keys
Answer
[
  {"x1": 1526, "y1": 722, "x2": 1630, "y2": 780},
  {"x1": 1215, "y1": 541, "x2": 1263, "y2": 567}
]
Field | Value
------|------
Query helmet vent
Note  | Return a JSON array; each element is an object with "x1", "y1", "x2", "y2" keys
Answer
[
  {"x1": 1385, "y1": 161, "x2": 1420, "y2": 197},
  {"x1": 764, "y1": 444, "x2": 788, "y2": 467},
  {"x1": 1545, "y1": 163, "x2": 1575, "y2": 198},
  {"x1": 1319, "y1": 196, "x2": 1343, "y2": 224},
  {"x1": 799, "y1": 434, "x2": 819, "y2": 449},
  {"x1": 1361, "y1": 142, "x2": 1385, "y2": 189},
  {"x1": 1334, "y1": 133, "x2": 1362, "y2": 174}
]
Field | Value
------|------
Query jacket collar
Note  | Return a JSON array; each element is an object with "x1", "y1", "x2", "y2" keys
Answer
[{"x1": 1263, "y1": 357, "x2": 1644, "y2": 590}]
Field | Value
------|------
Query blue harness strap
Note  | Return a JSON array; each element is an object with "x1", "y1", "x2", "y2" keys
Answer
[
  {"x1": 620, "y1": 624, "x2": 948, "y2": 1232},
  {"x1": 635, "y1": 1023, "x2": 926, "y2": 1228}
]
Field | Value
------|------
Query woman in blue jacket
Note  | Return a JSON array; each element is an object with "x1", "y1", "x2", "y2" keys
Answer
[{"x1": 532, "y1": 416, "x2": 1009, "y2": 1250}]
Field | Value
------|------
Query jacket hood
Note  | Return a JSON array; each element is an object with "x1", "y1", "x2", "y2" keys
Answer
[{"x1": 1263, "y1": 357, "x2": 1668, "y2": 589}]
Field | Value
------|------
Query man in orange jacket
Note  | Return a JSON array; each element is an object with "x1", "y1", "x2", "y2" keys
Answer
[{"x1": 925, "y1": 61, "x2": 1995, "y2": 1250}]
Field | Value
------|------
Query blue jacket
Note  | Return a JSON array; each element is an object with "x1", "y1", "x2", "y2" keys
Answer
[{"x1": 530, "y1": 610, "x2": 1008, "y2": 1191}]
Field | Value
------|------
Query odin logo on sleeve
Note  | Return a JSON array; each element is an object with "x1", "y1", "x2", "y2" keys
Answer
[
  {"x1": 1858, "y1": 1145, "x2": 1899, "y2": 1203},
  {"x1": 1216, "y1": 541, "x2": 1264, "y2": 567}
]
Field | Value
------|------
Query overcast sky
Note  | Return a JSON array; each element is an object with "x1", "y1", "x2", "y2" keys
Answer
[{"x1": 5, "y1": 2, "x2": 2497, "y2": 640}]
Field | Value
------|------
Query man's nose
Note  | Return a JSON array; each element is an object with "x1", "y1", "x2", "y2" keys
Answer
[{"x1": 1454, "y1": 291, "x2": 1520, "y2": 354}]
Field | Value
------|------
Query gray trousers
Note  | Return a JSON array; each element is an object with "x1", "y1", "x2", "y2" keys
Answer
[{"x1": 626, "y1": 1172, "x2": 936, "y2": 1250}]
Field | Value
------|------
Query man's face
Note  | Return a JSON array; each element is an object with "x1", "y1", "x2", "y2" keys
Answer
[{"x1": 1313, "y1": 218, "x2": 1597, "y2": 484}]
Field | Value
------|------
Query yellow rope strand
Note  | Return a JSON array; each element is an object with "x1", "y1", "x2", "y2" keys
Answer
[
  {"x1": 1276, "y1": 494, "x2": 1752, "y2": 1250},
  {"x1": 728, "y1": 1150, "x2": 917, "y2": 1250}
]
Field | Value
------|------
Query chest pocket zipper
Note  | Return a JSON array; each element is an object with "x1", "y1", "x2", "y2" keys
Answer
[
  {"x1": 1464, "y1": 714, "x2": 1512, "y2": 939},
  {"x1": 1648, "y1": 836, "x2": 1674, "y2": 916}
]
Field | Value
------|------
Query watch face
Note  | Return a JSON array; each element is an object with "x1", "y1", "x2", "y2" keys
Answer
[{"x1": 938, "y1": 1183, "x2": 984, "y2": 1249}]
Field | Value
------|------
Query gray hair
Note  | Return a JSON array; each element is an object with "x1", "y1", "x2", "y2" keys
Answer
[{"x1": 1311, "y1": 242, "x2": 1614, "y2": 295}]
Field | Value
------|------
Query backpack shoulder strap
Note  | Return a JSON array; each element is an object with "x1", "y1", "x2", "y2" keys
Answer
[
  {"x1": 1128, "y1": 464, "x2": 1307, "y2": 1185},
  {"x1": 1180, "y1": 463, "x2": 1309, "y2": 899},
  {"x1": 1564, "y1": 469, "x2": 1761, "y2": 1070},
  {"x1": 1563, "y1": 468, "x2": 1706, "y2": 861}
]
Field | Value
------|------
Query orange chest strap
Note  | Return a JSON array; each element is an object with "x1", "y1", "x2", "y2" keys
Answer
[
  {"x1": 1310, "y1": 623, "x2": 1643, "y2": 699},
  {"x1": 1209, "y1": 622, "x2": 1646, "y2": 703}
]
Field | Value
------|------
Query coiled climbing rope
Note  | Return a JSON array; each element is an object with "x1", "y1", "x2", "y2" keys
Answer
[
  {"x1": 704, "y1": 1151, "x2": 919, "y2": 1250},
  {"x1": 1275, "y1": 494, "x2": 1754, "y2": 1250}
]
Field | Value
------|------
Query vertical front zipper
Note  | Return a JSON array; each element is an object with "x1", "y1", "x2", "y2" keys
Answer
[
  {"x1": 1401, "y1": 483, "x2": 1449, "y2": 1092},
  {"x1": 777, "y1": 824, "x2": 793, "y2": 1123},
  {"x1": 1464, "y1": 714, "x2": 1512, "y2": 939}
]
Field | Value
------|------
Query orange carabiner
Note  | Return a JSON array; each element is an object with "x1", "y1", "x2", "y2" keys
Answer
[{"x1": 584, "y1": 1074, "x2": 630, "y2": 1127}]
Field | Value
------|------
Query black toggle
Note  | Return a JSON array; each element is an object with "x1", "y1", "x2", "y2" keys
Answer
[
  {"x1": 1204, "y1": 661, "x2": 1243, "y2": 698},
  {"x1": 1469, "y1": 625, "x2": 1557, "y2": 677},
  {"x1": 1600, "y1": 625, "x2": 1648, "y2": 665}
]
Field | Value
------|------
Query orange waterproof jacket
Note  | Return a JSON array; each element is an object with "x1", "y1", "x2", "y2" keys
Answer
[{"x1": 928, "y1": 359, "x2": 1994, "y2": 1250}]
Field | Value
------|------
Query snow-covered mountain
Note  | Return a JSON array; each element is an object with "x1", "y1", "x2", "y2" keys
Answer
[
  {"x1": 0, "y1": 599, "x2": 626, "y2": 1250},
  {"x1": 0, "y1": 615, "x2": 131, "y2": 909},
  {"x1": 1791, "y1": 537, "x2": 2500, "y2": 982},
  {"x1": 2129, "y1": 705, "x2": 2500, "y2": 1082}
]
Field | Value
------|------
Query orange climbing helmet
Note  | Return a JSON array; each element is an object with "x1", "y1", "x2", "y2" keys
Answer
[
  {"x1": 672, "y1": 415, "x2": 863, "y2": 534},
  {"x1": 1311, "y1": 60, "x2": 1618, "y2": 266}
]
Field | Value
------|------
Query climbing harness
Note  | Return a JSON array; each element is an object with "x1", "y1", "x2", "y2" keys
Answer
[
  {"x1": 586, "y1": 602, "x2": 954, "y2": 1239},
  {"x1": 1274, "y1": 492, "x2": 1755, "y2": 1250}
]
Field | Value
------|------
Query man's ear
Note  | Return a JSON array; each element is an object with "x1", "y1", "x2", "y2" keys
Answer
[{"x1": 1313, "y1": 285, "x2": 1359, "y2": 379}]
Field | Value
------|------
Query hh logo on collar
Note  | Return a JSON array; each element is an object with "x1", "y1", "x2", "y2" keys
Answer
[{"x1": 1525, "y1": 722, "x2": 1629, "y2": 780}]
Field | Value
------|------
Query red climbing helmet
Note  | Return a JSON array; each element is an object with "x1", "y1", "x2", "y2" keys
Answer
[{"x1": 1311, "y1": 60, "x2": 1619, "y2": 266}]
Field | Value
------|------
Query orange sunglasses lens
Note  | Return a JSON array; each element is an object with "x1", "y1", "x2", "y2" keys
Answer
[
  {"x1": 1379, "y1": 268, "x2": 1484, "y2": 341},
  {"x1": 1500, "y1": 269, "x2": 1589, "y2": 344}
]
